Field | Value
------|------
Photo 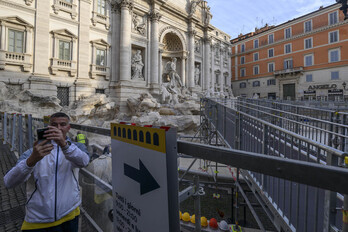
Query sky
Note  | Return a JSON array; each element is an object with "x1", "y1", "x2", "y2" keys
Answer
[{"x1": 208, "y1": 0, "x2": 336, "y2": 39}]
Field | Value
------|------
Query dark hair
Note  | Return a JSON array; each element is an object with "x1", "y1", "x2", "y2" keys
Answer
[
  {"x1": 50, "y1": 112, "x2": 70, "y2": 121},
  {"x1": 103, "y1": 145, "x2": 110, "y2": 154}
]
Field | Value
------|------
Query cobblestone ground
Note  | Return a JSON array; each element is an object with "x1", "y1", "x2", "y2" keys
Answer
[{"x1": 0, "y1": 143, "x2": 26, "y2": 231}]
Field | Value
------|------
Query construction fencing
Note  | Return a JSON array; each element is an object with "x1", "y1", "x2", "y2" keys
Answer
[{"x1": 1, "y1": 102, "x2": 348, "y2": 232}]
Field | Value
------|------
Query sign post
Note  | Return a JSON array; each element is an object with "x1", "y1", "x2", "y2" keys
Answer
[{"x1": 111, "y1": 123, "x2": 179, "y2": 232}]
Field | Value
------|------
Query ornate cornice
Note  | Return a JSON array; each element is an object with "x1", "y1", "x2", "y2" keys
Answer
[{"x1": 0, "y1": 0, "x2": 36, "y2": 14}]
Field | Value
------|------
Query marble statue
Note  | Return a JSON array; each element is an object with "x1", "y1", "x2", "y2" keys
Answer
[
  {"x1": 164, "y1": 57, "x2": 183, "y2": 88},
  {"x1": 194, "y1": 40, "x2": 200, "y2": 53},
  {"x1": 190, "y1": 0, "x2": 202, "y2": 16},
  {"x1": 132, "y1": 15, "x2": 146, "y2": 35},
  {"x1": 194, "y1": 65, "x2": 200, "y2": 85},
  {"x1": 204, "y1": 6, "x2": 212, "y2": 25},
  {"x1": 131, "y1": 50, "x2": 144, "y2": 80},
  {"x1": 161, "y1": 57, "x2": 190, "y2": 105}
]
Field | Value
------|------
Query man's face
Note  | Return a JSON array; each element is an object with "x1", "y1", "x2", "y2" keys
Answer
[{"x1": 50, "y1": 117, "x2": 71, "y2": 138}]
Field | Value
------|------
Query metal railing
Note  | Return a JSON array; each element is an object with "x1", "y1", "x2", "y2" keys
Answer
[
  {"x1": 1, "y1": 106, "x2": 348, "y2": 232},
  {"x1": 234, "y1": 98, "x2": 348, "y2": 153},
  {"x1": 202, "y1": 98, "x2": 348, "y2": 232}
]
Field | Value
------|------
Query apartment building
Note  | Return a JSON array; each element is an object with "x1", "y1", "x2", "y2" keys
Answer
[{"x1": 231, "y1": 3, "x2": 348, "y2": 101}]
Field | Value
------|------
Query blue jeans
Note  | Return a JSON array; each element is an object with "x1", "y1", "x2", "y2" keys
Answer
[{"x1": 22, "y1": 216, "x2": 79, "y2": 232}]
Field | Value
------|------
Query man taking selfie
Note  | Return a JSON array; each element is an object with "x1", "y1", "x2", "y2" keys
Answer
[{"x1": 4, "y1": 112, "x2": 89, "y2": 231}]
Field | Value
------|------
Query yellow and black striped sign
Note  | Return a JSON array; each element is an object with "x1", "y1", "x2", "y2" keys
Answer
[{"x1": 111, "y1": 123, "x2": 166, "y2": 153}]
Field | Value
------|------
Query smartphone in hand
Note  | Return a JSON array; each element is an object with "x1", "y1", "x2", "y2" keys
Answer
[{"x1": 37, "y1": 128, "x2": 49, "y2": 141}]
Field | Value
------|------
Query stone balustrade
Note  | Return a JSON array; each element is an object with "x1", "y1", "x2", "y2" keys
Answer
[
  {"x1": 50, "y1": 58, "x2": 77, "y2": 76},
  {"x1": 90, "y1": 64, "x2": 110, "y2": 80},
  {"x1": 0, "y1": 50, "x2": 32, "y2": 71}
]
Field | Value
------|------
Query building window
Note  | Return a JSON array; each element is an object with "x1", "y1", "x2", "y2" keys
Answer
[
  {"x1": 268, "y1": 34, "x2": 274, "y2": 44},
  {"x1": 304, "y1": 54, "x2": 313, "y2": 67},
  {"x1": 57, "y1": 87, "x2": 69, "y2": 106},
  {"x1": 284, "y1": 59, "x2": 293, "y2": 69},
  {"x1": 254, "y1": 53, "x2": 259, "y2": 61},
  {"x1": 306, "y1": 74, "x2": 313, "y2": 82},
  {"x1": 331, "y1": 71, "x2": 339, "y2": 80},
  {"x1": 268, "y1": 62, "x2": 274, "y2": 72},
  {"x1": 50, "y1": 29, "x2": 77, "y2": 76},
  {"x1": 329, "y1": 11, "x2": 338, "y2": 25},
  {"x1": 252, "y1": 81, "x2": 260, "y2": 87},
  {"x1": 8, "y1": 29, "x2": 24, "y2": 53},
  {"x1": 97, "y1": 0, "x2": 106, "y2": 15},
  {"x1": 216, "y1": 31, "x2": 219, "y2": 36},
  {"x1": 0, "y1": 16, "x2": 33, "y2": 72},
  {"x1": 241, "y1": 44, "x2": 245, "y2": 52},
  {"x1": 59, "y1": 40, "x2": 71, "y2": 60},
  {"x1": 90, "y1": 39, "x2": 110, "y2": 79},
  {"x1": 253, "y1": 65, "x2": 259, "y2": 75},
  {"x1": 96, "y1": 88, "x2": 105, "y2": 94},
  {"x1": 267, "y1": 79, "x2": 276, "y2": 86},
  {"x1": 240, "y1": 68, "x2": 246, "y2": 77},
  {"x1": 304, "y1": 38, "x2": 312, "y2": 49},
  {"x1": 240, "y1": 56, "x2": 245, "y2": 64},
  {"x1": 268, "y1": 48, "x2": 274, "y2": 58},
  {"x1": 329, "y1": 31, "x2": 339, "y2": 43},
  {"x1": 254, "y1": 39, "x2": 259, "y2": 49},
  {"x1": 329, "y1": 48, "x2": 340, "y2": 63},
  {"x1": 96, "y1": 49, "x2": 106, "y2": 66},
  {"x1": 285, "y1": 28, "x2": 291, "y2": 39},
  {"x1": 285, "y1": 43, "x2": 292, "y2": 54},
  {"x1": 304, "y1": 20, "x2": 312, "y2": 33},
  {"x1": 240, "y1": 82, "x2": 246, "y2": 88}
]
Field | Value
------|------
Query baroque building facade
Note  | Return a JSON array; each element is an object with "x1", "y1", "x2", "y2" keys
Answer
[
  {"x1": 231, "y1": 3, "x2": 348, "y2": 101},
  {"x1": 0, "y1": 0, "x2": 232, "y2": 109}
]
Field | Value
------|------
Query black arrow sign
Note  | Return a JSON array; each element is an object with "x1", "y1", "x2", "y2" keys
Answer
[{"x1": 124, "y1": 159, "x2": 160, "y2": 195}]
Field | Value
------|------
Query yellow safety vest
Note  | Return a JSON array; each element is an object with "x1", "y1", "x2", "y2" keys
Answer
[
  {"x1": 231, "y1": 225, "x2": 242, "y2": 232},
  {"x1": 76, "y1": 134, "x2": 86, "y2": 144}
]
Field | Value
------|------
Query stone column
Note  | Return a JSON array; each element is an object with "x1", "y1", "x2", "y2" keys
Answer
[
  {"x1": 203, "y1": 36, "x2": 211, "y2": 90},
  {"x1": 26, "y1": 0, "x2": 56, "y2": 96},
  {"x1": 150, "y1": 11, "x2": 161, "y2": 87},
  {"x1": 188, "y1": 23, "x2": 195, "y2": 89},
  {"x1": 32, "y1": 0, "x2": 50, "y2": 76},
  {"x1": 220, "y1": 44, "x2": 223, "y2": 94},
  {"x1": 159, "y1": 49, "x2": 163, "y2": 85},
  {"x1": 119, "y1": 0, "x2": 133, "y2": 81},
  {"x1": 181, "y1": 55, "x2": 187, "y2": 86},
  {"x1": 0, "y1": 24, "x2": 5, "y2": 50},
  {"x1": 76, "y1": 0, "x2": 91, "y2": 81},
  {"x1": 111, "y1": 3, "x2": 121, "y2": 83}
]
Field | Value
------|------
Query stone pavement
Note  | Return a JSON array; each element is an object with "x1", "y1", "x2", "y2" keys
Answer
[{"x1": 0, "y1": 143, "x2": 26, "y2": 231}]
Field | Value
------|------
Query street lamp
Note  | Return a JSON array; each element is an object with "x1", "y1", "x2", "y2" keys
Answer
[{"x1": 342, "y1": 82, "x2": 347, "y2": 89}]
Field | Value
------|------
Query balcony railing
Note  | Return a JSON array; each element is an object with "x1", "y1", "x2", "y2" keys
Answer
[
  {"x1": 50, "y1": 58, "x2": 77, "y2": 76},
  {"x1": 53, "y1": 0, "x2": 77, "y2": 19},
  {"x1": 90, "y1": 64, "x2": 110, "y2": 80},
  {"x1": 0, "y1": 50, "x2": 32, "y2": 72},
  {"x1": 274, "y1": 66, "x2": 303, "y2": 77},
  {"x1": 91, "y1": 11, "x2": 110, "y2": 30}
]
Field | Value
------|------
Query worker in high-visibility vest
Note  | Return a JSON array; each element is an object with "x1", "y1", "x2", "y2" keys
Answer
[{"x1": 76, "y1": 131, "x2": 88, "y2": 146}]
